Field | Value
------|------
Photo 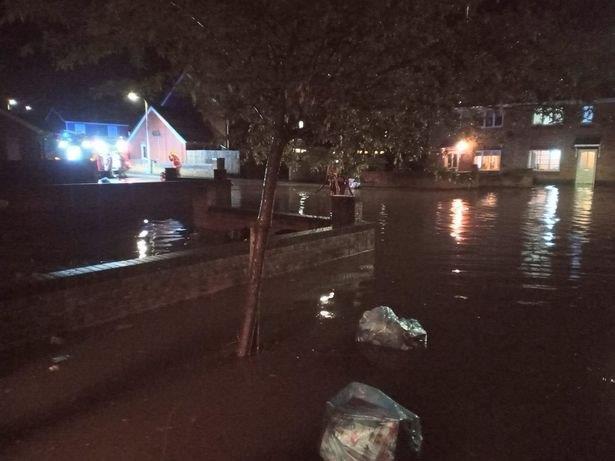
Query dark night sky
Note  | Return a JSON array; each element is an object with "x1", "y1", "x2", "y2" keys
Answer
[
  {"x1": 0, "y1": 20, "x2": 146, "y2": 124},
  {"x1": 1, "y1": 1, "x2": 612, "y2": 124}
]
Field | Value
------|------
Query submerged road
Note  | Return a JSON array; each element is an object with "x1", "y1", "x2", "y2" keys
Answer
[{"x1": 1, "y1": 183, "x2": 615, "y2": 459}]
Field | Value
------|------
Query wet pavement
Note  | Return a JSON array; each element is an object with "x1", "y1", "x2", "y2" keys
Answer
[{"x1": 2, "y1": 183, "x2": 615, "y2": 460}]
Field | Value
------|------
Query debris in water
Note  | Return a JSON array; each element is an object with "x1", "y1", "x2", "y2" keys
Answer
[
  {"x1": 356, "y1": 306, "x2": 427, "y2": 350},
  {"x1": 320, "y1": 382, "x2": 422, "y2": 460},
  {"x1": 52, "y1": 354, "x2": 70, "y2": 364},
  {"x1": 48, "y1": 365, "x2": 60, "y2": 372}
]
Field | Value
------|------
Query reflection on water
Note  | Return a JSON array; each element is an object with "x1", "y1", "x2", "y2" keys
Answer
[
  {"x1": 378, "y1": 203, "x2": 388, "y2": 242},
  {"x1": 449, "y1": 198, "x2": 469, "y2": 243},
  {"x1": 135, "y1": 218, "x2": 190, "y2": 259},
  {"x1": 297, "y1": 192, "x2": 309, "y2": 215},
  {"x1": 569, "y1": 187, "x2": 594, "y2": 280},
  {"x1": 480, "y1": 192, "x2": 498, "y2": 208},
  {"x1": 318, "y1": 290, "x2": 336, "y2": 319},
  {"x1": 230, "y1": 183, "x2": 615, "y2": 459},
  {"x1": 521, "y1": 186, "x2": 560, "y2": 280},
  {"x1": 137, "y1": 239, "x2": 148, "y2": 259}
]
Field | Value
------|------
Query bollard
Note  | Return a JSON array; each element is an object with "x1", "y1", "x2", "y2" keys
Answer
[{"x1": 331, "y1": 195, "x2": 356, "y2": 228}]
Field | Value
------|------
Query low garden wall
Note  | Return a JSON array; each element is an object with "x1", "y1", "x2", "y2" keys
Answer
[
  {"x1": 360, "y1": 170, "x2": 479, "y2": 189},
  {"x1": 360, "y1": 169, "x2": 534, "y2": 188},
  {"x1": 478, "y1": 169, "x2": 534, "y2": 188},
  {"x1": 0, "y1": 222, "x2": 375, "y2": 350}
]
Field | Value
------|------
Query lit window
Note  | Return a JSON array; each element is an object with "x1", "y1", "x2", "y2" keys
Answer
[
  {"x1": 528, "y1": 149, "x2": 561, "y2": 171},
  {"x1": 482, "y1": 109, "x2": 503, "y2": 128},
  {"x1": 532, "y1": 107, "x2": 564, "y2": 125},
  {"x1": 474, "y1": 150, "x2": 501, "y2": 171},
  {"x1": 581, "y1": 105, "x2": 594, "y2": 125},
  {"x1": 74, "y1": 123, "x2": 86, "y2": 134}
]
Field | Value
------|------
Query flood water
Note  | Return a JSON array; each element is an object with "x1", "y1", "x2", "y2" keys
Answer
[
  {"x1": 2, "y1": 182, "x2": 615, "y2": 459},
  {"x1": 237, "y1": 183, "x2": 615, "y2": 459}
]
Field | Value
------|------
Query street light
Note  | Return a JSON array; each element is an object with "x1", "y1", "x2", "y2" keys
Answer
[
  {"x1": 127, "y1": 91, "x2": 151, "y2": 174},
  {"x1": 7, "y1": 98, "x2": 17, "y2": 110},
  {"x1": 25, "y1": 105, "x2": 32, "y2": 111}
]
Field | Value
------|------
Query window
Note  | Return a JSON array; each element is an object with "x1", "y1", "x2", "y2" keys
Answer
[
  {"x1": 528, "y1": 149, "x2": 561, "y2": 171},
  {"x1": 532, "y1": 107, "x2": 564, "y2": 125},
  {"x1": 482, "y1": 109, "x2": 503, "y2": 128},
  {"x1": 474, "y1": 150, "x2": 501, "y2": 171},
  {"x1": 74, "y1": 123, "x2": 86, "y2": 134},
  {"x1": 140, "y1": 143, "x2": 148, "y2": 159},
  {"x1": 107, "y1": 125, "x2": 118, "y2": 137},
  {"x1": 581, "y1": 105, "x2": 594, "y2": 125}
]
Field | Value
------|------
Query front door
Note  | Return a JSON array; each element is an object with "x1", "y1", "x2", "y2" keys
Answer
[{"x1": 575, "y1": 148, "x2": 597, "y2": 186}]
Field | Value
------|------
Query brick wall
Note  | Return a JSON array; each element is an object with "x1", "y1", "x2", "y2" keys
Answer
[
  {"x1": 440, "y1": 101, "x2": 615, "y2": 183},
  {"x1": 0, "y1": 223, "x2": 375, "y2": 350},
  {"x1": 198, "y1": 206, "x2": 330, "y2": 232}
]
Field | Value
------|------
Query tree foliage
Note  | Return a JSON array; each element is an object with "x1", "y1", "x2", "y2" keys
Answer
[
  {"x1": 4, "y1": 0, "x2": 614, "y2": 353},
  {"x1": 5, "y1": 0, "x2": 613, "y2": 163}
]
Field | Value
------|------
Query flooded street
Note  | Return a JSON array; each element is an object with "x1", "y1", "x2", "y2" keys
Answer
[
  {"x1": 237, "y1": 183, "x2": 615, "y2": 459},
  {"x1": 2, "y1": 183, "x2": 615, "y2": 460}
]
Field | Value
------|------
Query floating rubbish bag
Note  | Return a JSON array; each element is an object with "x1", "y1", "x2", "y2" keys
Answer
[
  {"x1": 319, "y1": 382, "x2": 422, "y2": 461},
  {"x1": 356, "y1": 306, "x2": 426, "y2": 350}
]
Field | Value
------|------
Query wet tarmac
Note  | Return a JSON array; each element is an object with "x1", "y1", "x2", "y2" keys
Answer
[{"x1": 1, "y1": 183, "x2": 615, "y2": 460}]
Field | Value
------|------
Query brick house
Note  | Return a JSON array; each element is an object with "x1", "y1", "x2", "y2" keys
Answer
[{"x1": 438, "y1": 99, "x2": 615, "y2": 185}]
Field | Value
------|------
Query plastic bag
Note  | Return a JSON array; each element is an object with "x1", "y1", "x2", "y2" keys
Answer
[
  {"x1": 356, "y1": 306, "x2": 427, "y2": 350},
  {"x1": 319, "y1": 382, "x2": 422, "y2": 461}
]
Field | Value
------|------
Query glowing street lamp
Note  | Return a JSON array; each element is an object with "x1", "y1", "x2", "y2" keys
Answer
[
  {"x1": 127, "y1": 91, "x2": 140, "y2": 102},
  {"x1": 7, "y1": 98, "x2": 17, "y2": 110},
  {"x1": 25, "y1": 105, "x2": 32, "y2": 111},
  {"x1": 127, "y1": 91, "x2": 151, "y2": 174}
]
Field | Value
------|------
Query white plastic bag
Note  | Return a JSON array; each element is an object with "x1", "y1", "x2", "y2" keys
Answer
[
  {"x1": 319, "y1": 382, "x2": 422, "y2": 461},
  {"x1": 356, "y1": 306, "x2": 426, "y2": 350}
]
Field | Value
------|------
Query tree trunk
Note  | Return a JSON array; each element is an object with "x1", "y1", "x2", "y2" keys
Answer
[{"x1": 236, "y1": 135, "x2": 287, "y2": 357}]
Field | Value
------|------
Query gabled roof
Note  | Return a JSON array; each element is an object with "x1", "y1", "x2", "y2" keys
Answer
[
  {"x1": 156, "y1": 105, "x2": 217, "y2": 144},
  {"x1": 128, "y1": 105, "x2": 220, "y2": 147}
]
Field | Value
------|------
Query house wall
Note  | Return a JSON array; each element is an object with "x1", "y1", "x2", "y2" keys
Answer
[
  {"x1": 450, "y1": 102, "x2": 615, "y2": 183},
  {"x1": 65, "y1": 121, "x2": 130, "y2": 139},
  {"x1": 127, "y1": 110, "x2": 186, "y2": 171},
  {"x1": 0, "y1": 115, "x2": 44, "y2": 162}
]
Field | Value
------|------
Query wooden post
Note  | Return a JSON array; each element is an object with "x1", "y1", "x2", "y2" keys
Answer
[{"x1": 331, "y1": 195, "x2": 356, "y2": 228}]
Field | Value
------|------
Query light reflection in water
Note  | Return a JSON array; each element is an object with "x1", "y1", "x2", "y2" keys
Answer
[
  {"x1": 135, "y1": 219, "x2": 189, "y2": 259},
  {"x1": 317, "y1": 290, "x2": 336, "y2": 319},
  {"x1": 569, "y1": 187, "x2": 594, "y2": 280},
  {"x1": 378, "y1": 203, "x2": 388, "y2": 242},
  {"x1": 480, "y1": 192, "x2": 498, "y2": 208},
  {"x1": 137, "y1": 239, "x2": 148, "y2": 259},
  {"x1": 297, "y1": 192, "x2": 309, "y2": 215},
  {"x1": 450, "y1": 198, "x2": 469, "y2": 243},
  {"x1": 521, "y1": 186, "x2": 560, "y2": 279}
]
